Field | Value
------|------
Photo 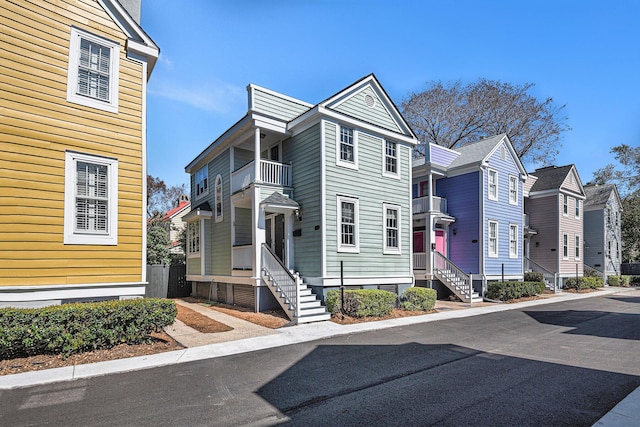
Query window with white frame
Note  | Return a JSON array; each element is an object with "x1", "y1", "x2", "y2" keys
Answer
[
  {"x1": 509, "y1": 175, "x2": 518, "y2": 205},
  {"x1": 574, "y1": 235, "x2": 580, "y2": 260},
  {"x1": 195, "y1": 166, "x2": 208, "y2": 199},
  {"x1": 488, "y1": 169, "x2": 498, "y2": 201},
  {"x1": 66, "y1": 27, "x2": 119, "y2": 113},
  {"x1": 337, "y1": 126, "x2": 357, "y2": 169},
  {"x1": 187, "y1": 221, "x2": 200, "y2": 257},
  {"x1": 575, "y1": 199, "x2": 581, "y2": 218},
  {"x1": 338, "y1": 196, "x2": 359, "y2": 252},
  {"x1": 562, "y1": 194, "x2": 568, "y2": 216},
  {"x1": 488, "y1": 220, "x2": 498, "y2": 257},
  {"x1": 384, "y1": 140, "x2": 398, "y2": 176},
  {"x1": 563, "y1": 233, "x2": 568, "y2": 259},
  {"x1": 214, "y1": 175, "x2": 223, "y2": 222},
  {"x1": 509, "y1": 224, "x2": 518, "y2": 258},
  {"x1": 64, "y1": 151, "x2": 118, "y2": 245},
  {"x1": 383, "y1": 204, "x2": 401, "y2": 253}
]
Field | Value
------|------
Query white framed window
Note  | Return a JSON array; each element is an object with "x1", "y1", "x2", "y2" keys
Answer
[
  {"x1": 66, "y1": 27, "x2": 119, "y2": 113},
  {"x1": 509, "y1": 175, "x2": 518, "y2": 205},
  {"x1": 488, "y1": 169, "x2": 498, "y2": 201},
  {"x1": 383, "y1": 140, "x2": 399, "y2": 178},
  {"x1": 64, "y1": 151, "x2": 118, "y2": 245},
  {"x1": 383, "y1": 204, "x2": 401, "y2": 254},
  {"x1": 574, "y1": 234, "x2": 580, "y2": 260},
  {"x1": 509, "y1": 224, "x2": 518, "y2": 258},
  {"x1": 336, "y1": 126, "x2": 358, "y2": 169},
  {"x1": 337, "y1": 195, "x2": 359, "y2": 253},
  {"x1": 214, "y1": 175, "x2": 223, "y2": 222},
  {"x1": 187, "y1": 221, "x2": 200, "y2": 257},
  {"x1": 575, "y1": 199, "x2": 581, "y2": 218},
  {"x1": 195, "y1": 166, "x2": 208, "y2": 199},
  {"x1": 562, "y1": 194, "x2": 568, "y2": 216},
  {"x1": 563, "y1": 233, "x2": 568, "y2": 259},
  {"x1": 488, "y1": 220, "x2": 498, "y2": 257}
]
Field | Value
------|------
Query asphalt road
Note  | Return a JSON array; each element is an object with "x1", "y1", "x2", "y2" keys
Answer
[{"x1": 1, "y1": 292, "x2": 639, "y2": 426}]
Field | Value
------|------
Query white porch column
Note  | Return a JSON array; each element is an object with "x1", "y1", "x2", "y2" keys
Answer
[
  {"x1": 254, "y1": 127, "x2": 261, "y2": 184},
  {"x1": 428, "y1": 172, "x2": 435, "y2": 278},
  {"x1": 253, "y1": 186, "x2": 265, "y2": 278},
  {"x1": 428, "y1": 172, "x2": 434, "y2": 212},
  {"x1": 285, "y1": 212, "x2": 294, "y2": 270}
]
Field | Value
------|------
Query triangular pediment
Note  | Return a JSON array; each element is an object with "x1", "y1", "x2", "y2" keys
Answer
[{"x1": 560, "y1": 165, "x2": 585, "y2": 197}]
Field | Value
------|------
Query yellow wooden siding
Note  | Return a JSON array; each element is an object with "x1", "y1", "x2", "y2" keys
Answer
[{"x1": 0, "y1": 0, "x2": 146, "y2": 288}]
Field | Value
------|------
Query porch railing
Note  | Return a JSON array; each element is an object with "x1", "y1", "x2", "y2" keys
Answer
[
  {"x1": 524, "y1": 256, "x2": 559, "y2": 292},
  {"x1": 412, "y1": 196, "x2": 447, "y2": 215},
  {"x1": 433, "y1": 251, "x2": 474, "y2": 302},
  {"x1": 232, "y1": 245, "x2": 253, "y2": 270},
  {"x1": 262, "y1": 243, "x2": 298, "y2": 317},
  {"x1": 231, "y1": 160, "x2": 292, "y2": 193},
  {"x1": 413, "y1": 252, "x2": 427, "y2": 270}
]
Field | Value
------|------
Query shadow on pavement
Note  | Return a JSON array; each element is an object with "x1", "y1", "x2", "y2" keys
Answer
[{"x1": 524, "y1": 310, "x2": 640, "y2": 341}]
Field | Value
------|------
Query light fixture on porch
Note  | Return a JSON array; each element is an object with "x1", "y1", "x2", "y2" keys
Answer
[
  {"x1": 294, "y1": 208, "x2": 302, "y2": 222},
  {"x1": 260, "y1": 133, "x2": 266, "y2": 139},
  {"x1": 452, "y1": 228, "x2": 457, "y2": 236}
]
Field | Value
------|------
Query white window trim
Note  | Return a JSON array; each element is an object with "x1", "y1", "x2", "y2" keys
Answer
[
  {"x1": 64, "y1": 151, "x2": 118, "y2": 245},
  {"x1": 66, "y1": 27, "x2": 119, "y2": 113},
  {"x1": 561, "y1": 194, "x2": 568, "y2": 216},
  {"x1": 383, "y1": 203, "x2": 401, "y2": 254},
  {"x1": 575, "y1": 198, "x2": 581, "y2": 219},
  {"x1": 562, "y1": 233, "x2": 569, "y2": 260},
  {"x1": 382, "y1": 139, "x2": 400, "y2": 179},
  {"x1": 195, "y1": 165, "x2": 209, "y2": 200},
  {"x1": 336, "y1": 126, "x2": 358, "y2": 170},
  {"x1": 214, "y1": 174, "x2": 223, "y2": 223},
  {"x1": 337, "y1": 195, "x2": 359, "y2": 253},
  {"x1": 187, "y1": 220, "x2": 201, "y2": 258},
  {"x1": 574, "y1": 234, "x2": 580, "y2": 261},
  {"x1": 509, "y1": 224, "x2": 518, "y2": 258},
  {"x1": 488, "y1": 169, "x2": 498, "y2": 201},
  {"x1": 488, "y1": 220, "x2": 498, "y2": 258},
  {"x1": 508, "y1": 175, "x2": 518, "y2": 205}
]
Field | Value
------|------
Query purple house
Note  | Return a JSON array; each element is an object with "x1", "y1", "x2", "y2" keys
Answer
[{"x1": 413, "y1": 135, "x2": 527, "y2": 302}]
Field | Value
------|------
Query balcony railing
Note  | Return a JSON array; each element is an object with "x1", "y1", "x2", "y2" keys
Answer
[
  {"x1": 413, "y1": 252, "x2": 428, "y2": 270},
  {"x1": 232, "y1": 160, "x2": 292, "y2": 193},
  {"x1": 412, "y1": 196, "x2": 447, "y2": 215}
]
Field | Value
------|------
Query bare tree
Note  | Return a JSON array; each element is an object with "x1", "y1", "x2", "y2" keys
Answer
[
  {"x1": 401, "y1": 79, "x2": 571, "y2": 164},
  {"x1": 147, "y1": 175, "x2": 188, "y2": 216}
]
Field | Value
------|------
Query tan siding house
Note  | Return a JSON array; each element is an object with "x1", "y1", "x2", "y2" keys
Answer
[{"x1": 0, "y1": 0, "x2": 158, "y2": 306}]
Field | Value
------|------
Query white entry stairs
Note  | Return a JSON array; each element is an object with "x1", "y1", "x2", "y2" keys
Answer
[
  {"x1": 261, "y1": 271, "x2": 330, "y2": 324},
  {"x1": 435, "y1": 269, "x2": 483, "y2": 303}
]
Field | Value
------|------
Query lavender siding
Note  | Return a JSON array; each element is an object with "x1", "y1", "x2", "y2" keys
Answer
[
  {"x1": 483, "y1": 145, "x2": 523, "y2": 276},
  {"x1": 429, "y1": 144, "x2": 459, "y2": 167},
  {"x1": 437, "y1": 172, "x2": 480, "y2": 274}
]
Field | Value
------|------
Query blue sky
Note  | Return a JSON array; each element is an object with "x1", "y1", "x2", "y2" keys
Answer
[{"x1": 141, "y1": 0, "x2": 640, "y2": 189}]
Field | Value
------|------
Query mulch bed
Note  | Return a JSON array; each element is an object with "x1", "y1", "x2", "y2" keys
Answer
[{"x1": 330, "y1": 308, "x2": 435, "y2": 325}]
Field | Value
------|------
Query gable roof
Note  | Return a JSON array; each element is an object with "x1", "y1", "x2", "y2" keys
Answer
[
  {"x1": 444, "y1": 134, "x2": 527, "y2": 176},
  {"x1": 529, "y1": 164, "x2": 585, "y2": 196},
  {"x1": 165, "y1": 200, "x2": 190, "y2": 219},
  {"x1": 584, "y1": 184, "x2": 621, "y2": 208}
]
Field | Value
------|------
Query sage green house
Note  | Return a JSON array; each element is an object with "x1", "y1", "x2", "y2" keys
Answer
[{"x1": 184, "y1": 74, "x2": 418, "y2": 323}]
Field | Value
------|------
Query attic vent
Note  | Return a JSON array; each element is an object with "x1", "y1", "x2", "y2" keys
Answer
[{"x1": 364, "y1": 93, "x2": 376, "y2": 108}]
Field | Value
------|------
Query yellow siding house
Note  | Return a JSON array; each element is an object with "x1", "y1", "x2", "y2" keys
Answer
[{"x1": 0, "y1": 0, "x2": 159, "y2": 307}]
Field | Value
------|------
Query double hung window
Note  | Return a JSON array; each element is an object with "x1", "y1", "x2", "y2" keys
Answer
[
  {"x1": 383, "y1": 204, "x2": 401, "y2": 253},
  {"x1": 195, "y1": 166, "x2": 208, "y2": 199},
  {"x1": 384, "y1": 141, "x2": 398, "y2": 176},
  {"x1": 488, "y1": 169, "x2": 498, "y2": 200},
  {"x1": 488, "y1": 220, "x2": 498, "y2": 257},
  {"x1": 338, "y1": 196, "x2": 359, "y2": 252},
  {"x1": 509, "y1": 224, "x2": 518, "y2": 258},
  {"x1": 509, "y1": 176, "x2": 518, "y2": 205}
]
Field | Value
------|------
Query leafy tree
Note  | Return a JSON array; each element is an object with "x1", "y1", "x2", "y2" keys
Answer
[
  {"x1": 401, "y1": 79, "x2": 570, "y2": 164},
  {"x1": 146, "y1": 213, "x2": 171, "y2": 265},
  {"x1": 593, "y1": 144, "x2": 640, "y2": 262},
  {"x1": 147, "y1": 175, "x2": 188, "y2": 216}
]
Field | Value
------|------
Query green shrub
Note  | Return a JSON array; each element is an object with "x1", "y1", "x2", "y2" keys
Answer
[
  {"x1": 0, "y1": 298, "x2": 177, "y2": 359},
  {"x1": 325, "y1": 289, "x2": 397, "y2": 318},
  {"x1": 399, "y1": 287, "x2": 437, "y2": 311},
  {"x1": 524, "y1": 272, "x2": 544, "y2": 283},
  {"x1": 608, "y1": 275, "x2": 630, "y2": 287},
  {"x1": 630, "y1": 276, "x2": 640, "y2": 285},
  {"x1": 564, "y1": 276, "x2": 603, "y2": 290},
  {"x1": 486, "y1": 281, "x2": 545, "y2": 301}
]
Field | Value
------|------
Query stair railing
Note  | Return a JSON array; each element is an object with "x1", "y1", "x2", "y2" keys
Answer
[
  {"x1": 261, "y1": 244, "x2": 299, "y2": 317},
  {"x1": 583, "y1": 263, "x2": 603, "y2": 279},
  {"x1": 433, "y1": 251, "x2": 474, "y2": 302},
  {"x1": 524, "y1": 256, "x2": 558, "y2": 292}
]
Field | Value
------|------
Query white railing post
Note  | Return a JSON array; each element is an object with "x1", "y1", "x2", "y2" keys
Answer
[{"x1": 469, "y1": 273, "x2": 473, "y2": 305}]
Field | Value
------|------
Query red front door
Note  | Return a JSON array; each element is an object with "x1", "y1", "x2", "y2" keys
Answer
[
  {"x1": 413, "y1": 231, "x2": 424, "y2": 253},
  {"x1": 435, "y1": 229, "x2": 446, "y2": 254}
]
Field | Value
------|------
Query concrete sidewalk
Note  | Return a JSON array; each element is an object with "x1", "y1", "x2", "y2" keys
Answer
[{"x1": 1, "y1": 288, "x2": 638, "y2": 427}]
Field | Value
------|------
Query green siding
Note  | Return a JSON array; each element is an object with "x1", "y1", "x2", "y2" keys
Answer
[
  {"x1": 324, "y1": 121, "x2": 411, "y2": 277},
  {"x1": 283, "y1": 123, "x2": 322, "y2": 276},
  {"x1": 234, "y1": 207, "x2": 252, "y2": 245},
  {"x1": 332, "y1": 88, "x2": 402, "y2": 133},
  {"x1": 187, "y1": 257, "x2": 201, "y2": 275},
  {"x1": 234, "y1": 148, "x2": 253, "y2": 170},
  {"x1": 252, "y1": 87, "x2": 311, "y2": 121}
]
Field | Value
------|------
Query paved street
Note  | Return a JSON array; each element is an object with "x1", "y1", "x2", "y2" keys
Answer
[{"x1": 1, "y1": 291, "x2": 639, "y2": 426}]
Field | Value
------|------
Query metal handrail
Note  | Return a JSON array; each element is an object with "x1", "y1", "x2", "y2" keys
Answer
[
  {"x1": 261, "y1": 243, "x2": 298, "y2": 316},
  {"x1": 433, "y1": 251, "x2": 473, "y2": 300},
  {"x1": 524, "y1": 256, "x2": 558, "y2": 291},
  {"x1": 583, "y1": 263, "x2": 603, "y2": 278}
]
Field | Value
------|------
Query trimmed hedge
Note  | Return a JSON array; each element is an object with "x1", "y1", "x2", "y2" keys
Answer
[
  {"x1": 564, "y1": 276, "x2": 603, "y2": 290},
  {"x1": 399, "y1": 287, "x2": 436, "y2": 311},
  {"x1": 486, "y1": 281, "x2": 545, "y2": 301},
  {"x1": 524, "y1": 271, "x2": 544, "y2": 283},
  {"x1": 326, "y1": 289, "x2": 396, "y2": 318},
  {"x1": 0, "y1": 298, "x2": 177, "y2": 359},
  {"x1": 607, "y1": 275, "x2": 630, "y2": 287}
]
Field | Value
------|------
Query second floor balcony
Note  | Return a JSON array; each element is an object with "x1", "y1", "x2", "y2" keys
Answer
[
  {"x1": 232, "y1": 160, "x2": 292, "y2": 193},
  {"x1": 412, "y1": 196, "x2": 447, "y2": 215}
]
